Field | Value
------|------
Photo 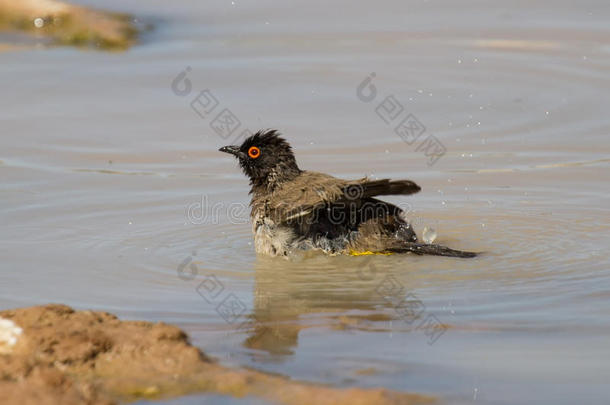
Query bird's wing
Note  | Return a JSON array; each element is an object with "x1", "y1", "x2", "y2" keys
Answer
[
  {"x1": 268, "y1": 172, "x2": 346, "y2": 222},
  {"x1": 347, "y1": 178, "x2": 421, "y2": 199},
  {"x1": 268, "y1": 172, "x2": 420, "y2": 223}
]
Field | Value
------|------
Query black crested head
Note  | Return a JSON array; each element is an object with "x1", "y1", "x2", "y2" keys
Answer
[{"x1": 219, "y1": 129, "x2": 301, "y2": 188}]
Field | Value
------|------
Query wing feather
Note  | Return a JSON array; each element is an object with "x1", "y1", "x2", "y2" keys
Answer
[{"x1": 268, "y1": 172, "x2": 420, "y2": 223}]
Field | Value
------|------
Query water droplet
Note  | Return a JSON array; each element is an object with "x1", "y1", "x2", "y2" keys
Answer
[
  {"x1": 34, "y1": 18, "x2": 44, "y2": 28},
  {"x1": 423, "y1": 227, "x2": 437, "y2": 244}
]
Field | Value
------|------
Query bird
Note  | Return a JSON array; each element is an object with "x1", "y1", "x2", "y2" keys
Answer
[{"x1": 219, "y1": 129, "x2": 476, "y2": 258}]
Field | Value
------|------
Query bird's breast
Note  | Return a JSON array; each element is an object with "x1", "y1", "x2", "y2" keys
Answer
[{"x1": 251, "y1": 213, "x2": 293, "y2": 257}]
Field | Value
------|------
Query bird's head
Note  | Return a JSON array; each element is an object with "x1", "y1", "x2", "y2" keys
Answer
[{"x1": 219, "y1": 129, "x2": 301, "y2": 188}]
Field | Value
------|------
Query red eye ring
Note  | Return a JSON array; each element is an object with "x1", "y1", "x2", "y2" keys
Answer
[{"x1": 248, "y1": 146, "x2": 261, "y2": 159}]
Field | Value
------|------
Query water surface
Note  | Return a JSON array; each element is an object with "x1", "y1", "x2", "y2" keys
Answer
[{"x1": 1, "y1": 1, "x2": 609, "y2": 404}]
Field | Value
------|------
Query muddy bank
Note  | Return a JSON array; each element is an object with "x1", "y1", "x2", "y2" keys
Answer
[
  {"x1": 0, "y1": 0, "x2": 138, "y2": 50},
  {"x1": 0, "y1": 305, "x2": 434, "y2": 405}
]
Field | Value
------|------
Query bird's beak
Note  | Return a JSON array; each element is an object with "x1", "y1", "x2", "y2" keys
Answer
[{"x1": 219, "y1": 145, "x2": 246, "y2": 159}]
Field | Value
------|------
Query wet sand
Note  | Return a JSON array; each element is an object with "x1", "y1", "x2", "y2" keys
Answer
[
  {"x1": 1, "y1": 0, "x2": 609, "y2": 404},
  {"x1": 0, "y1": 304, "x2": 432, "y2": 405}
]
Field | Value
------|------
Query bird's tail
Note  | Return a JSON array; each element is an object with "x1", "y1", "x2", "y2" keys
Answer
[{"x1": 392, "y1": 243, "x2": 478, "y2": 258}]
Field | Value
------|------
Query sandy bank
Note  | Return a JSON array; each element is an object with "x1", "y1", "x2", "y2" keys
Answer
[
  {"x1": 0, "y1": 0, "x2": 138, "y2": 50},
  {"x1": 0, "y1": 304, "x2": 434, "y2": 405}
]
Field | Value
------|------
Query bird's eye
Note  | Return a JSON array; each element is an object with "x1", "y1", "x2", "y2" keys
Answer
[{"x1": 248, "y1": 146, "x2": 261, "y2": 159}]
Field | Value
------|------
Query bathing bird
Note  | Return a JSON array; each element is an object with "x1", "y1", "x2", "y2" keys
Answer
[{"x1": 219, "y1": 129, "x2": 476, "y2": 258}]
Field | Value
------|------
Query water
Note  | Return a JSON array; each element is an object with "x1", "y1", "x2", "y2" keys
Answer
[{"x1": 1, "y1": 1, "x2": 609, "y2": 404}]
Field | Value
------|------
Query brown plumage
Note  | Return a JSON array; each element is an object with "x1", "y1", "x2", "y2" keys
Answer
[
  {"x1": 219, "y1": 129, "x2": 476, "y2": 258},
  {"x1": 267, "y1": 173, "x2": 420, "y2": 223}
]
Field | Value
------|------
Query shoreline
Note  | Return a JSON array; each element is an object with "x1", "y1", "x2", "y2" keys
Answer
[
  {"x1": 0, "y1": 0, "x2": 140, "y2": 51},
  {"x1": 0, "y1": 304, "x2": 434, "y2": 405}
]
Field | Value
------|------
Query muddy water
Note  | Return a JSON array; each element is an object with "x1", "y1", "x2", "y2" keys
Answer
[{"x1": 1, "y1": 0, "x2": 609, "y2": 404}]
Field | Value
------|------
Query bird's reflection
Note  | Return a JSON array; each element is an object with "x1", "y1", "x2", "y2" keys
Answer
[{"x1": 242, "y1": 254, "x2": 414, "y2": 359}]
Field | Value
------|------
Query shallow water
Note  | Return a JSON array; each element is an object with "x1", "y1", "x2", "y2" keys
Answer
[{"x1": 1, "y1": 0, "x2": 610, "y2": 404}]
